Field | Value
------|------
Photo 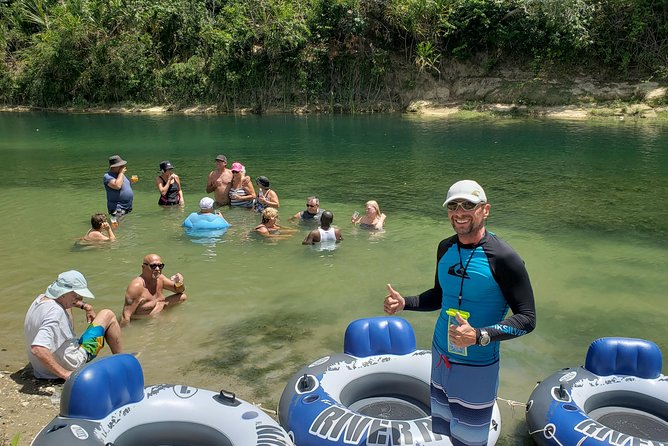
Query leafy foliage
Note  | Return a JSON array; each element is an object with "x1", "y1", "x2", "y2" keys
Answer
[{"x1": 0, "y1": 0, "x2": 666, "y2": 108}]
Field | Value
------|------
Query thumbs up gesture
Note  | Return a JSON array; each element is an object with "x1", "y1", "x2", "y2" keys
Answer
[{"x1": 384, "y1": 283, "x2": 405, "y2": 315}]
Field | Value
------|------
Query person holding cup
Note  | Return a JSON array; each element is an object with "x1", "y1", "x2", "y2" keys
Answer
[
  {"x1": 156, "y1": 160, "x2": 184, "y2": 207},
  {"x1": 81, "y1": 213, "x2": 116, "y2": 242},
  {"x1": 351, "y1": 200, "x2": 386, "y2": 230},
  {"x1": 103, "y1": 155, "x2": 134, "y2": 226},
  {"x1": 121, "y1": 253, "x2": 187, "y2": 326}
]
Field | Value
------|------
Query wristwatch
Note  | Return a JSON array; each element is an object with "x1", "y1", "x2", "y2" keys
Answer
[{"x1": 477, "y1": 329, "x2": 491, "y2": 347}]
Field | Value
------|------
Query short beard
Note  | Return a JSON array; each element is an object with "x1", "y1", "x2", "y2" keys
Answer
[{"x1": 451, "y1": 218, "x2": 485, "y2": 238}]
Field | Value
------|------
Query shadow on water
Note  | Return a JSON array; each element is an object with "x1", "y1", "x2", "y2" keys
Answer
[{"x1": 192, "y1": 311, "x2": 334, "y2": 397}]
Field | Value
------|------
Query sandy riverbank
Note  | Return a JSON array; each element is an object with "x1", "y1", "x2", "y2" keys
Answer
[
  {"x1": 0, "y1": 366, "x2": 60, "y2": 446},
  {"x1": 1, "y1": 101, "x2": 667, "y2": 120}
]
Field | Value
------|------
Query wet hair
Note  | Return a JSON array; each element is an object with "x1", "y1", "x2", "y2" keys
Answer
[
  {"x1": 321, "y1": 210, "x2": 334, "y2": 226},
  {"x1": 365, "y1": 200, "x2": 381, "y2": 215},
  {"x1": 91, "y1": 213, "x2": 107, "y2": 230},
  {"x1": 307, "y1": 196, "x2": 319, "y2": 206},
  {"x1": 261, "y1": 207, "x2": 279, "y2": 224}
]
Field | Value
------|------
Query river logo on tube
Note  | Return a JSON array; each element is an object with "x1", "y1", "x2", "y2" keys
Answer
[{"x1": 309, "y1": 406, "x2": 443, "y2": 445}]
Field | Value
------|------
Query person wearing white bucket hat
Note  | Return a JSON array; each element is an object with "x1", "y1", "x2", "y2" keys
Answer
[
  {"x1": 24, "y1": 270, "x2": 123, "y2": 380},
  {"x1": 384, "y1": 179, "x2": 536, "y2": 445}
]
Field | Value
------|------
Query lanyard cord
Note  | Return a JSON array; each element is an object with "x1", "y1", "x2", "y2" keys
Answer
[{"x1": 457, "y1": 244, "x2": 476, "y2": 309}]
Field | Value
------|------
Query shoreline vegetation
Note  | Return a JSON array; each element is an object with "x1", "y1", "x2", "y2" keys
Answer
[{"x1": 2, "y1": 0, "x2": 667, "y2": 118}]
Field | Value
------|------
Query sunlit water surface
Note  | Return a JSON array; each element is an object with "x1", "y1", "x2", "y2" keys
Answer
[{"x1": 1, "y1": 112, "x2": 667, "y2": 444}]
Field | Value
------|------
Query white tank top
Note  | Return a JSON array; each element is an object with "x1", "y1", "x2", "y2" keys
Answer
[{"x1": 318, "y1": 227, "x2": 336, "y2": 241}]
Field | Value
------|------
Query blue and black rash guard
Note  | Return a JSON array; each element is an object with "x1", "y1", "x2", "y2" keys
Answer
[{"x1": 404, "y1": 231, "x2": 536, "y2": 366}]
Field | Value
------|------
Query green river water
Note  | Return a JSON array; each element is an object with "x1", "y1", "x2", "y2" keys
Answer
[{"x1": 0, "y1": 112, "x2": 667, "y2": 444}]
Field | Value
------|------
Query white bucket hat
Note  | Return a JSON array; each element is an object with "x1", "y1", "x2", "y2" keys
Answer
[{"x1": 45, "y1": 270, "x2": 95, "y2": 299}]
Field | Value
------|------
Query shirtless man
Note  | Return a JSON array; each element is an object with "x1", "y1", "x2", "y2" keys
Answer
[
  {"x1": 81, "y1": 213, "x2": 116, "y2": 242},
  {"x1": 121, "y1": 254, "x2": 187, "y2": 326},
  {"x1": 206, "y1": 154, "x2": 233, "y2": 206}
]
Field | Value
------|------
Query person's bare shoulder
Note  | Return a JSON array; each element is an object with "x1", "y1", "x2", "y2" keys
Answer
[
  {"x1": 81, "y1": 233, "x2": 108, "y2": 243},
  {"x1": 125, "y1": 277, "x2": 146, "y2": 297}
]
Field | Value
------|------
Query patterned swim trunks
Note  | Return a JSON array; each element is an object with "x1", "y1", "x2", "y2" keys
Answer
[
  {"x1": 78, "y1": 323, "x2": 106, "y2": 360},
  {"x1": 430, "y1": 346, "x2": 499, "y2": 446}
]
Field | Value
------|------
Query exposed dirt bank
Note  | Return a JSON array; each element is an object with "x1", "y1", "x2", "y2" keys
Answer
[{"x1": 1, "y1": 78, "x2": 666, "y2": 120}]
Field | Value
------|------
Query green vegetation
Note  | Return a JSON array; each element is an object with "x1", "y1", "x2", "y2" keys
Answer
[{"x1": 0, "y1": 0, "x2": 666, "y2": 110}]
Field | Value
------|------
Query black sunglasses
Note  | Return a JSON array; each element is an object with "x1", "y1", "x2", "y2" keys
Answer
[{"x1": 143, "y1": 262, "x2": 165, "y2": 270}]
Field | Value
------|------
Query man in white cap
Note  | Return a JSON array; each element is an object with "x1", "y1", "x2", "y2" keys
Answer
[
  {"x1": 24, "y1": 271, "x2": 123, "y2": 380},
  {"x1": 197, "y1": 196, "x2": 225, "y2": 217},
  {"x1": 182, "y1": 197, "x2": 230, "y2": 236},
  {"x1": 384, "y1": 179, "x2": 536, "y2": 445}
]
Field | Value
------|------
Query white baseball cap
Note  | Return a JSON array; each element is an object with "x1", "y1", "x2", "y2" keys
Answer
[
  {"x1": 199, "y1": 197, "x2": 215, "y2": 210},
  {"x1": 45, "y1": 270, "x2": 95, "y2": 299},
  {"x1": 443, "y1": 180, "x2": 487, "y2": 206}
]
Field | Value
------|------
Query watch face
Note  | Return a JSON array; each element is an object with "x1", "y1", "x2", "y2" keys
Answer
[{"x1": 480, "y1": 331, "x2": 490, "y2": 346}]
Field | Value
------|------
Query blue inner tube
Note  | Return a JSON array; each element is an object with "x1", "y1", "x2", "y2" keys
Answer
[
  {"x1": 279, "y1": 316, "x2": 501, "y2": 446},
  {"x1": 526, "y1": 337, "x2": 668, "y2": 446},
  {"x1": 32, "y1": 355, "x2": 292, "y2": 446},
  {"x1": 182, "y1": 212, "x2": 230, "y2": 230}
]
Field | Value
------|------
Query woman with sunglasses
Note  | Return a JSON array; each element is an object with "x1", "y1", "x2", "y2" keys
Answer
[
  {"x1": 120, "y1": 253, "x2": 187, "y2": 326},
  {"x1": 351, "y1": 200, "x2": 386, "y2": 230},
  {"x1": 254, "y1": 207, "x2": 297, "y2": 239},
  {"x1": 228, "y1": 162, "x2": 256, "y2": 208}
]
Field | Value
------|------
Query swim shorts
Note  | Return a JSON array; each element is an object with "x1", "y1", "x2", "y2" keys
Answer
[
  {"x1": 78, "y1": 323, "x2": 106, "y2": 361},
  {"x1": 430, "y1": 345, "x2": 499, "y2": 446}
]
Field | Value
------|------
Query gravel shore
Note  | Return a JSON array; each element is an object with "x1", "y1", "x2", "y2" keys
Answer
[{"x1": 0, "y1": 366, "x2": 61, "y2": 446}]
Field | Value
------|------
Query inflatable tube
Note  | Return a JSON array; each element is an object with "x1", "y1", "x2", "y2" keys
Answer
[
  {"x1": 183, "y1": 212, "x2": 230, "y2": 230},
  {"x1": 31, "y1": 354, "x2": 293, "y2": 446},
  {"x1": 526, "y1": 337, "x2": 668, "y2": 446},
  {"x1": 278, "y1": 317, "x2": 501, "y2": 446}
]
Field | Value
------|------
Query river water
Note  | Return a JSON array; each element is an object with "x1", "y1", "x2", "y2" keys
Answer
[{"x1": 0, "y1": 112, "x2": 667, "y2": 444}]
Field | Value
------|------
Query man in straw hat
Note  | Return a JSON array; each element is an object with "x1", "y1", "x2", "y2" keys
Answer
[{"x1": 24, "y1": 270, "x2": 123, "y2": 380}]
